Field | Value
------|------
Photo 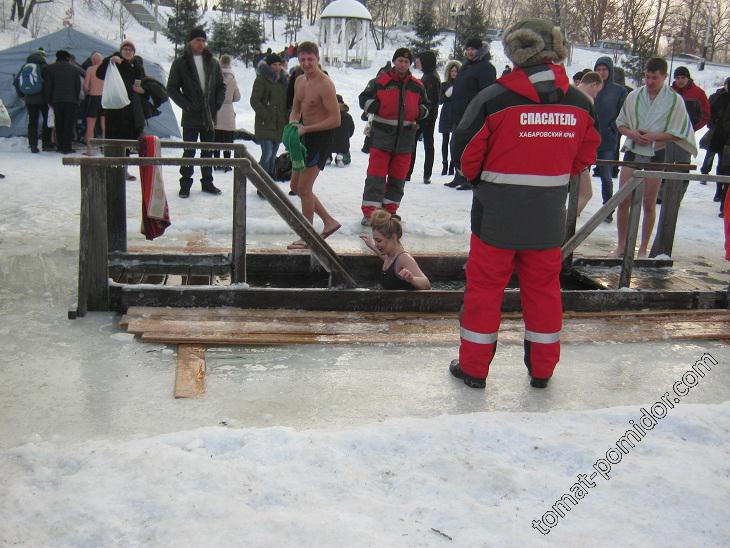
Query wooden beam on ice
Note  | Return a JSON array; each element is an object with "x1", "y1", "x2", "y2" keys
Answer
[{"x1": 174, "y1": 344, "x2": 206, "y2": 398}]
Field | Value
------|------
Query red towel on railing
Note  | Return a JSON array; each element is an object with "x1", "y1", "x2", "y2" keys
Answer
[{"x1": 138, "y1": 135, "x2": 170, "y2": 240}]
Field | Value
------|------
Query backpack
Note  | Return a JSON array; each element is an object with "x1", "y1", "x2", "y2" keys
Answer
[
  {"x1": 18, "y1": 62, "x2": 43, "y2": 95},
  {"x1": 274, "y1": 152, "x2": 292, "y2": 181}
]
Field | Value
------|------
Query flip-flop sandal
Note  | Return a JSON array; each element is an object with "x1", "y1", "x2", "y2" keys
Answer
[
  {"x1": 287, "y1": 241, "x2": 309, "y2": 250},
  {"x1": 320, "y1": 223, "x2": 341, "y2": 239}
]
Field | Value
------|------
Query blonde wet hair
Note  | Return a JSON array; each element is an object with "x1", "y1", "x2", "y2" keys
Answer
[{"x1": 370, "y1": 210, "x2": 403, "y2": 241}]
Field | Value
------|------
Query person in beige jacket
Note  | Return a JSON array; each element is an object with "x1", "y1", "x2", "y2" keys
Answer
[{"x1": 214, "y1": 54, "x2": 241, "y2": 172}]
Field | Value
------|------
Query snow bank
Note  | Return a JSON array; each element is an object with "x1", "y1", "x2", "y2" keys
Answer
[{"x1": 2, "y1": 402, "x2": 729, "y2": 547}]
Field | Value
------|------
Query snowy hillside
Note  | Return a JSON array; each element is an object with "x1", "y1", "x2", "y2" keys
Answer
[{"x1": 1, "y1": 2, "x2": 729, "y2": 547}]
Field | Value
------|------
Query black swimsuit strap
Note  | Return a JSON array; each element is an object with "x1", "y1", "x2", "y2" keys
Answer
[{"x1": 385, "y1": 251, "x2": 408, "y2": 272}]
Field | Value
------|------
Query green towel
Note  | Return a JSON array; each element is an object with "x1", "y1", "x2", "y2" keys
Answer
[{"x1": 282, "y1": 123, "x2": 307, "y2": 172}]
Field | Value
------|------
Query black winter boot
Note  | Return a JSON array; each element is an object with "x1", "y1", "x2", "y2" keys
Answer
[{"x1": 449, "y1": 360, "x2": 486, "y2": 389}]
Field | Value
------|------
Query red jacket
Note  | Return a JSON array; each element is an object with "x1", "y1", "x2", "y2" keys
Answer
[
  {"x1": 453, "y1": 63, "x2": 600, "y2": 249},
  {"x1": 359, "y1": 69, "x2": 428, "y2": 153},
  {"x1": 672, "y1": 80, "x2": 710, "y2": 130}
]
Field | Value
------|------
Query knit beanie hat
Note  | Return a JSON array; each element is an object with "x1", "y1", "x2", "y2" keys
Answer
[
  {"x1": 266, "y1": 53, "x2": 283, "y2": 65},
  {"x1": 674, "y1": 66, "x2": 691, "y2": 79},
  {"x1": 37, "y1": 47, "x2": 47, "y2": 57},
  {"x1": 120, "y1": 39, "x2": 136, "y2": 52},
  {"x1": 392, "y1": 47, "x2": 413, "y2": 63},
  {"x1": 465, "y1": 37, "x2": 483, "y2": 50},
  {"x1": 501, "y1": 18, "x2": 568, "y2": 67},
  {"x1": 187, "y1": 27, "x2": 207, "y2": 42}
]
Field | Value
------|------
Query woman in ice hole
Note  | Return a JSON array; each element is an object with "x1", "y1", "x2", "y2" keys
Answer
[{"x1": 360, "y1": 209, "x2": 431, "y2": 290}]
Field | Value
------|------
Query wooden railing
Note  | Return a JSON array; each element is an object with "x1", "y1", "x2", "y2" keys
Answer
[
  {"x1": 63, "y1": 139, "x2": 357, "y2": 317},
  {"x1": 562, "y1": 159, "x2": 730, "y2": 290}
]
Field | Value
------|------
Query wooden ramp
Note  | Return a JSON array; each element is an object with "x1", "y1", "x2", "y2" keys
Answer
[{"x1": 120, "y1": 307, "x2": 730, "y2": 346}]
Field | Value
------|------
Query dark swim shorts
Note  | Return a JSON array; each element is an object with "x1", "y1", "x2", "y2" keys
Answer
[
  {"x1": 86, "y1": 95, "x2": 103, "y2": 118},
  {"x1": 304, "y1": 129, "x2": 334, "y2": 170},
  {"x1": 623, "y1": 148, "x2": 666, "y2": 164}
]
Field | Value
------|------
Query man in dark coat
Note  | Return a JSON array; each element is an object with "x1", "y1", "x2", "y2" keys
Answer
[
  {"x1": 702, "y1": 78, "x2": 730, "y2": 176},
  {"x1": 43, "y1": 49, "x2": 82, "y2": 154},
  {"x1": 407, "y1": 50, "x2": 440, "y2": 184},
  {"x1": 167, "y1": 27, "x2": 226, "y2": 198},
  {"x1": 593, "y1": 56, "x2": 628, "y2": 221},
  {"x1": 445, "y1": 37, "x2": 497, "y2": 190},
  {"x1": 13, "y1": 48, "x2": 52, "y2": 153}
]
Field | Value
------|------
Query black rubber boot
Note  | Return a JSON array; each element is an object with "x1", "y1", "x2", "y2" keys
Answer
[
  {"x1": 530, "y1": 377, "x2": 550, "y2": 388},
  {"x1": 449, "y1": 360, "x2": 486, "y2": 389}
]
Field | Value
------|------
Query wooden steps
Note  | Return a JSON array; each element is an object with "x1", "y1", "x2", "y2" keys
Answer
[{"x1": 120, "y1": 307, "x2": 730, "y2": 346}]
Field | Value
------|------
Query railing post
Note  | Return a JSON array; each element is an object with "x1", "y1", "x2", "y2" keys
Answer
[
  {"x1": 104, "y1": 144, "x2": 127, "y2": 253},
  {"x1": 77, "y1": 165, "x2": 110, "y2": 316},
  {"x1": 619, "y1": 176, "x2": 644, "y2": 288},
  {"x1": 563, "y1": 174, "x2": 580, "y2": 270},
  {"x1": 232, "y1": 150, "x2": 247, "y2": 284},
  {"x1": 651, "y1": 142, "x2": 691, "y2": 257}
]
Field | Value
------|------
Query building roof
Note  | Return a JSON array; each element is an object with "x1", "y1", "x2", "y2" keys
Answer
[{"x1": 321, "y1": 0, "x2": 372, "y2": 21}]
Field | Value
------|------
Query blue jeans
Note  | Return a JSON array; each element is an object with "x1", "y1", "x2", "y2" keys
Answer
[
  {"x1": 259, "y1": 140, "x2": 280, "y2": 176},
  {"x1": 597, "y1": 148, "x2": 616, "y2": 204}
]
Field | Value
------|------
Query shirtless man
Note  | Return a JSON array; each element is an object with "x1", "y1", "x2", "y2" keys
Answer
[
  {"x1": 287, "y1": 41, "x2": 341, "y2": 250},
  {"x1": 612, "y1": 57, "x2": 695, "y2": 258}
]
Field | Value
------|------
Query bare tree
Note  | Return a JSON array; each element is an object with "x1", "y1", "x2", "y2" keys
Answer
[{"x1": 27, "y1": 1, "x2": 47, "y2": 37}]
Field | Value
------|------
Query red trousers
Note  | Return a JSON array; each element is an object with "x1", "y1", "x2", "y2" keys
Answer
[
  {"x1": 361, "y1": 147, "x2": 412, "y2": 218},
  {"x1": 459, "y1": 235, "x2": 562, "y2": 380}
]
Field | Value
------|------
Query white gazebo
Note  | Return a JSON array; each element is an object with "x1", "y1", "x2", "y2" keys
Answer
[{"x1": 319, "y1": 0, "x2": 372, "y2": 68}]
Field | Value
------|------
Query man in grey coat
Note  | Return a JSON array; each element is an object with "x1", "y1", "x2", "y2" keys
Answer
[
  {"x1": 167, "y1": 27, "x2": 226, "y2": 198},
  {"x1": 593, "y1": 56, "x2": 628, "y2": 221}
]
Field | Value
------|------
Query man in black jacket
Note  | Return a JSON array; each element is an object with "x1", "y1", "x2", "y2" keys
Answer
[
  {"x1": 44, "y1": 50, "x2": 82, "y2": 154},
  {"x1": 167, "y1": 27, "x2": 226, "y2": 198},
  {"x1": 407, "y1": 50, "x2": 440, "y2": 184},
  {"x1": 14, "y1": 48, "x2": 52, "y2": 153},
  {"x1": 445, "y1": 37, "x2": 497, "y2": 190}
]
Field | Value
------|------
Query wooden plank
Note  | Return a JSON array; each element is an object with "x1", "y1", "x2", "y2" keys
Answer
[
  {"x1": 563, "y1": 175, "x2": 580, "y2": 269},
  {"x1": 572, "y1": 257, "x2": 673, "y2": 268},
  {"x1": 104, "y1": 145, "x2": 127, "y2": 253},
  {"x1": 619, "y1": 177, "x2": 644, "y2": 288},
  {"x1": 596, "y1": 159, "x2": 696, "y2": 172},
  {"x1": 77, "y1": 165, "x2": 110, "y2": 316},
  {"x1": 140, "y1": 323, "x2": 730, "y2": 346},
  {"x1": 651, "y1": 142, "x2": 691, "y2": 258},
  {"x1": 174, "y1": 344, "x2": 206, "y2": 398},
  {"x1": 123, "y1": 306, "x2": 730, "y2": 321},
  {"x1": 131, "y1": 317, "x2": 730, "y2": 341},
  {"x1": 116, "y1": 285, "x2": 727, "y2": 312},
  {"x1": 232, "y1": 156, "x2": 247, "y2": 284}
]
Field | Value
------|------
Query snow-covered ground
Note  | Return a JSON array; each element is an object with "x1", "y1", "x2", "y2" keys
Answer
[{"x1": 1, "y1": 3, "x2": 729, "y2": 546}]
